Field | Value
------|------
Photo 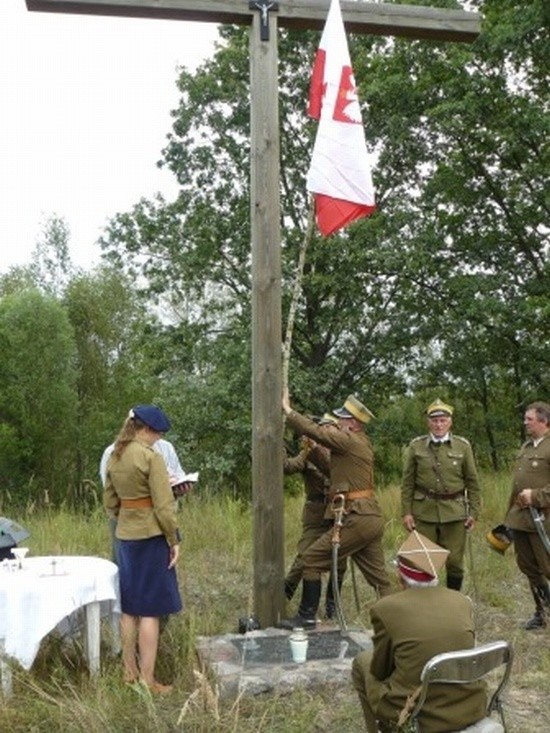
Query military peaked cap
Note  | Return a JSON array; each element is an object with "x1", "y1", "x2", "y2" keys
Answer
[
  {"x1": 426, "y1": 399, "x2": 454, "y2": 417},
  {"x1": 333, "y1": 395, "x2": 375, "y2": 423}
]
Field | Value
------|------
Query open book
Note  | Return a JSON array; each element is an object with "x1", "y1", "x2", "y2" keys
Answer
[
  {"x1": 171, "y1": 472, "x2": 199, "y2": 497},
  {"x1": 171, "y1": 471, "x2": 199, "y2": 485}
]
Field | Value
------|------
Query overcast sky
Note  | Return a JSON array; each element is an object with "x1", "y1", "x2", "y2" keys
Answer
[{"x1": 0, "y1": 1, "x2": 219, "y2": 273}]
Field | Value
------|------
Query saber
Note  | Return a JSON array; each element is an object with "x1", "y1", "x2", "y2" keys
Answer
[
  {"x1": 464, "y1": 488, "x2": 477, "y2": 598},
  {"x1": 350, "y1": 559, "x2": 361, "y2": 615},
  {"x1": 330, "y1": 493, "x2": 348, "y2": 634},
  {"x1": 529, "y1": 506, "x2": 550, "y2": 554}
]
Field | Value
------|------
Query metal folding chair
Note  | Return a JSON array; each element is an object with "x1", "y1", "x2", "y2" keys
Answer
[{"x1": 409, "y1": 640, "x2": 513, "y2": 733}]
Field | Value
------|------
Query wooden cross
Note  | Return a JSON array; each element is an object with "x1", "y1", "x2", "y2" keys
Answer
[{"x1": 26, "y1": 0, "x2": 480, "y2": 627}]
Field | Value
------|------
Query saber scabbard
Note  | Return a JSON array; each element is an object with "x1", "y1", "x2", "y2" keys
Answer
[
  {"x1": 331, "y1": 493, "x2": 348, "y2": 634},
  {"x1": 529, "y1": 505, "x2": 550, "y2": 554}
]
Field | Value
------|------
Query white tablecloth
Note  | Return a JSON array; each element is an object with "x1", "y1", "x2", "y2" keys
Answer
[{"x1": 0, "y1": 555, "x2": 120, "y2": 670}]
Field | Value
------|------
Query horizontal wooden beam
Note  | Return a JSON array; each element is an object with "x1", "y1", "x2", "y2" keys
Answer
[{"x1": 26, "y1": 0, "x2": 481, "y2": 43}]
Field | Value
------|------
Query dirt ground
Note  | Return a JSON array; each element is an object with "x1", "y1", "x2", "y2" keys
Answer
[{"x1": 471, "y1": 587, "x2": 550, "y2": 733}]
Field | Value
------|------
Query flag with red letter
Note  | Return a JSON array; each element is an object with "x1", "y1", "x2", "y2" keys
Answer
[{"x1": 307, "y1": 0, "x2": 376, "y2": 237}]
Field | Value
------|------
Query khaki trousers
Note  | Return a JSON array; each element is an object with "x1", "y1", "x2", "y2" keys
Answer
[
  {"x1": 513, "y1": 529, "x2": 550, "y2": 586},
  {"x1": 301, "y1": 512, "x2": 392, "y2": 598}
]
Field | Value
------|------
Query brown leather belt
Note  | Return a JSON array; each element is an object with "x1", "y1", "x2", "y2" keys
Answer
[
  {"x1": 307, "y1": 494, "x2": 328, "y2": 504},
  {"x1": 120, "y1": 496, "x2": 153, "y2": 509},
  {"x1": 417, "y1": 487, "x2": 464, "y2": 500},
  {"x1": 328, "y1": 489, "x2": 374, "y2": 502}
]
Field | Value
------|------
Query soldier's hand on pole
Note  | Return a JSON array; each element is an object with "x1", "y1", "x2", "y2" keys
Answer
[
  {"x1": 517, "y1": 488, "x2": 534, "y2": 507},
  {"x1": 464, "y1": 516, "x2": 475, "y2": 530},
  {"x1": 282, "y1": 388, "x2": 291, "y2": 415}
]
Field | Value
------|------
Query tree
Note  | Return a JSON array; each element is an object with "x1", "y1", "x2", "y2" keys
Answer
[
  {"x1": 354, "y1": 0, "x2": 549, "y2": 457},
  {"x1": 31, "y1": 214, "x2": 74, "y2": 295},
  {"x1": 99, "y1": 1, "x2": 549, "y2": 485},
  {"x1": 63, "y1": 266, "x2": 159, "y2": 498},
  {"x1": 0, "y1": 290, "x2": 78, "y2": 502}
]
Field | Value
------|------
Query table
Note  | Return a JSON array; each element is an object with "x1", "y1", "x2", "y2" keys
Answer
[{"x1": 0, "y1": 555, "x2": 120, "y2": 696}]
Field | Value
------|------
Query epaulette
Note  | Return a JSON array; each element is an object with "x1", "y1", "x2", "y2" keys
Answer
[
  {"x1": 452, "y1": 435, "x2": 471, "y2": 446},
  {"x1": 410, "y1": 435, "x2": 429, "y2": 444}
]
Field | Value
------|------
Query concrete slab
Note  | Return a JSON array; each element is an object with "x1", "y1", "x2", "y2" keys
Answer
[{"x1": 195, "y1": 626, "x2": 373, "y2": 699}]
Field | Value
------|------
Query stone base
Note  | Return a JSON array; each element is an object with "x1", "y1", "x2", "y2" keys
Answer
[{"x1": 195, "y1": 626, "x2": 373, "y2": 699}]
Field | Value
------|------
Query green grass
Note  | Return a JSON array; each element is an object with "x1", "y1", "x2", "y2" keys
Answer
[{"x1": 1, "y1": 473, "x2": 549, "y2": 732}]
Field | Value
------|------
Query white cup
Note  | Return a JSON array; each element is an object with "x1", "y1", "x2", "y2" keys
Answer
[{"x1": 289, "y1": 629, "x2": 309, "y2": 663}]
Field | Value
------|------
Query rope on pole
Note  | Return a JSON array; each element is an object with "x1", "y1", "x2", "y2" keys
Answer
[{"x1": 282, "y1": 196, "x2": 316, "y2": 400}]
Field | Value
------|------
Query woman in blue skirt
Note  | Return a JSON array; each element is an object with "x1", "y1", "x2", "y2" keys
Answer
[{"x1": 104, "y1": 404, "x2": 182, "y2": 694}]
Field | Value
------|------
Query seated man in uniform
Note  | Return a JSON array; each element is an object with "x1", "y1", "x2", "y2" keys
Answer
[{"x1": 352, "y1": 532, "x2": 486, "y2": 733}]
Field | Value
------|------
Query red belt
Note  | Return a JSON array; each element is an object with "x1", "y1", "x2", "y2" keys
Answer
[{"x1": 120, "y1": 496, "x2": 153, "y2": 509}]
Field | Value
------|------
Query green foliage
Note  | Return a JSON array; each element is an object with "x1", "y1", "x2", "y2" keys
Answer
[
  {"x1": 0, "y1": 290, "x2": 78, "y2": 500},
  {"x1": 31, "y1": 214, "x2": 73, "y2": 295},
  {"x1": 62, "y1": 266, "x2": 157, "y2": 488},
  {"x1": 354, "y1": 0, "x2": 549, "y2": 415}
]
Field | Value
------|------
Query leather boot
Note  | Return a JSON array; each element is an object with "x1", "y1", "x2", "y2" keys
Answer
[
  {"x1": 523, "y1": 610, "x2": 546, "y2": 630},
  {"x1": 538, "y1": 582, "x2": 550, "y2": 607},
  {"x1": 446, "y1": 574, "x2": 463, "y2": 591},
  {"x1": 325, "y1": 573, "x2": 344, "y2": 619},
  {"x1": 523, "y1": 584, "x2": 549, "y2": 630},
  {"x1": 277, "y1": 579, "x2": 321, "y2": 630}
]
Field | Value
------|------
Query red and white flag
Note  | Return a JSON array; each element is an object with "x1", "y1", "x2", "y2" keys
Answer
[{"x1": 306, "y1": 0, "x2": 376, "y2": 237}]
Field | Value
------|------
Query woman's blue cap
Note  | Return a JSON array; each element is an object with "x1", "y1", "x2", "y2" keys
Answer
[{"x1": 130, "y1": 404, "x2": 171, "y2": 433}]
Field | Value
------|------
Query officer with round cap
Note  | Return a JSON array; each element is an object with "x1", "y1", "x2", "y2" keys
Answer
[
  {"x1": 280, "y1": 391, "x2": 392, "y2": 629},
  {"x1": 400, "y1": 399, "x2": 481, "y2": 592},
  {"x1": 352, "y1": 531, "x2": 486, "y2": 733}
]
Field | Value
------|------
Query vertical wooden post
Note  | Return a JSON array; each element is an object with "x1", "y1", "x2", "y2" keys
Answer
[{"x1": 249, "y1": 11, "x2": 284, "y2": 627}]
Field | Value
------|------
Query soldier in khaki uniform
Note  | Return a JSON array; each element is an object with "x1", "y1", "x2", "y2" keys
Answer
[
  {"x1": 280, "y1": 393, "x2": 393, "y2": 629},
  {"x1": 284, "y1": 417, "x2": 346, "y2": 618},
  {"x1": 352, "y1": 532, "x2": 486, "y2": 733},
  {"x1": 504, "y1": 401, "x2": 550, "y2": 630},
  {"x1": 284, "y1": 438, "x2": 331, "y2": 598},
  {"x1": 401, "y1": 399, "x2": 481, "y2": 591}
]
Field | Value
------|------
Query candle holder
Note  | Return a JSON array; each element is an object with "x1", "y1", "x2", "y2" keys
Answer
[{"x1": 11, "y1": 547, "x2": 29, "y2": 569}]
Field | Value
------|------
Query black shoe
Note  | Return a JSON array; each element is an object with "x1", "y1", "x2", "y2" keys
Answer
[
  {"x1": 446, "y1": 575, "x2": 463, "y2": 591},
  {"x1": 276, "y1": 614, "x2": 316, "y2": 631},
  {"x1": 523, "y1": 611, "x2": 546, "y2": 630},
  {"x1": 325, "y1": 600, "x2": 336, "y2": 620}
]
